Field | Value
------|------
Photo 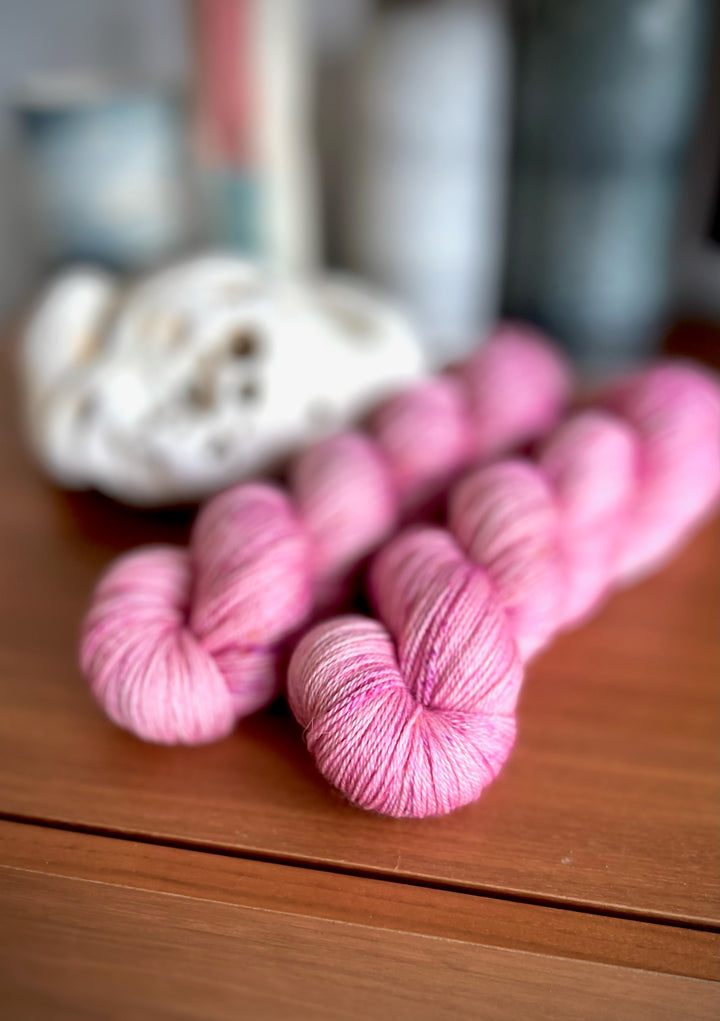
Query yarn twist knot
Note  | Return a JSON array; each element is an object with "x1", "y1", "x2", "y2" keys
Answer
[
  {"x1": 288, "y1": 363, "x2": 720, "y2": 817},
  {"x1": 81, "y1": 326, "x2": 570, "y2": 743}
]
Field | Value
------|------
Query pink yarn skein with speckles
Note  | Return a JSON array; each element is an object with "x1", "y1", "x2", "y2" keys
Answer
[
  {"x1": 81, "y1": 326, "x2": 571, "y2": 744},
  {"x1": 288, "y1": 363, "x2": 720, "y2": 818}
]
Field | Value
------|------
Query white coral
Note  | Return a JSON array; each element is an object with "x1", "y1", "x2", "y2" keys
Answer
[{"x1": 21, "y1": 255, "x2": 425, "y2": 505}]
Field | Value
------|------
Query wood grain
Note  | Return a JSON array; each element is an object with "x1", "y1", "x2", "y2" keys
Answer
[
  {"x1": 1, "y1": 820, "x2": 717, "y2": 981},
  {"x1": 0, "y1": 821, "x2": 717, "y2": 1021},
  {"x1": 0, "y1": 340, "x2": 718, "y2": 926}
]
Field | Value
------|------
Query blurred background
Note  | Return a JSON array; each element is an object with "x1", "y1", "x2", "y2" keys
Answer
[{"x1": 1, "y1": 0, "x2": 719, "y2": 371}]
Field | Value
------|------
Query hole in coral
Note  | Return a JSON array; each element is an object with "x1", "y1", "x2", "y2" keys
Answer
[
  {"x1": 238, "y1": 380, "x2": 260, "y2": 402},
  {"x1": 75, "y1": 394, "x2": 97, "y2": 423},
  {"x1": 208, "y1": 436, "x2": 230, "y2": 458},
  {"x1": 229, "y1": 329, "x2": 262, "y2": 359},
  {"x1": 186, "y1": 379, "x2": 214, "y2": 410}
]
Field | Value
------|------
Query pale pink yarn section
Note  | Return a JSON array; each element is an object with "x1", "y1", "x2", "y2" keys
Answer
[
  {"x1": 81, "y1": 326, "x2": 571, "y2": 744},
  {"x1": 288, "y1": 363, "x2": 720, "y2": 818}
]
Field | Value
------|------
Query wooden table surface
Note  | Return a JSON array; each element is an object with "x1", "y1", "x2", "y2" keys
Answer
[{"x1": 0, "y1": 333, "x2": 718, "y2": 1019}]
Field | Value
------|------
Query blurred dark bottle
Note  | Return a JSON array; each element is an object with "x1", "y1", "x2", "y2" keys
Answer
[{"x1": 505, "y1": 0, "x2": 713, "y2": 370}]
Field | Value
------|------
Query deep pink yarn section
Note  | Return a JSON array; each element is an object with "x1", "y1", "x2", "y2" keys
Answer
[
  {"x1": 81, "y1": 326, "x2": 571, "y2": 744},
  {"x1": 287, "y1": 362, "x2": 720, "y2": 818}
]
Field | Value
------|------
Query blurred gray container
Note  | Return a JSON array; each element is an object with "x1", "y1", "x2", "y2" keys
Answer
[
  {"x1": 343, "y1": 0, "x2": 511, "y2": 367},
  {"x1": 15, "y1": 76, "x2": 188, "y2": 270},
  {"x1": 505, "y1": 0, "x2": 712, "y2": 370}
]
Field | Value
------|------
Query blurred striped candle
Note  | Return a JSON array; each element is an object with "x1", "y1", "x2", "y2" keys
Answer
[{"x1": 194, "y1": 0, "x2": 319, "y2": 270}]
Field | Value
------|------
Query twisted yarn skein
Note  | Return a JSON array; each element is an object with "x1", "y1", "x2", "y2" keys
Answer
[
  {"x1": 288, "y1": 362, "x2": 720, "y2": 818},
  {"x1": 81, "y1": 325, "x2": 571, "y2": 744}
]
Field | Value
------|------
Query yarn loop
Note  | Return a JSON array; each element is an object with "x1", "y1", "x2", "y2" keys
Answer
[{"x1": 288, "y1": 363, "x2": 720, "y2": 817}]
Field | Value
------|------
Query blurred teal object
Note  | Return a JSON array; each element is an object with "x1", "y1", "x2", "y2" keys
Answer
[
  {"x1": 505, "y1": 0, "x2": 713, "y2": 370},
  {"x1": 205, "y1": 169, "x2": 262, "y2": 254},
  {"x1": 15, "y1": 76, "x2": 188, "y2": 269}
]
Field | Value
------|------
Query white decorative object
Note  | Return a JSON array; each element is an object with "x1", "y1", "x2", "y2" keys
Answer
[{"x1": 21, "y1": 255, "x2": 425, "y2": 505}]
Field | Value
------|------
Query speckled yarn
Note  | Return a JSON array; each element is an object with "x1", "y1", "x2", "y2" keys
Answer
[
  {"x1": 81, "y1": 326, "x2": 571, "y2": 744},
  {"x1": 288, "y1": 363, "x2": 720, "y2": 818}
]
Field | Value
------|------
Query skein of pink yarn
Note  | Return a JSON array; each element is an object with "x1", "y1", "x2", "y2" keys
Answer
[
  {"x1": 81, "y1": 325, "x2": 571, "y2": 744},
  {"x1": 288, "y1": 362, "x2": 720, "y2": 818}
]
